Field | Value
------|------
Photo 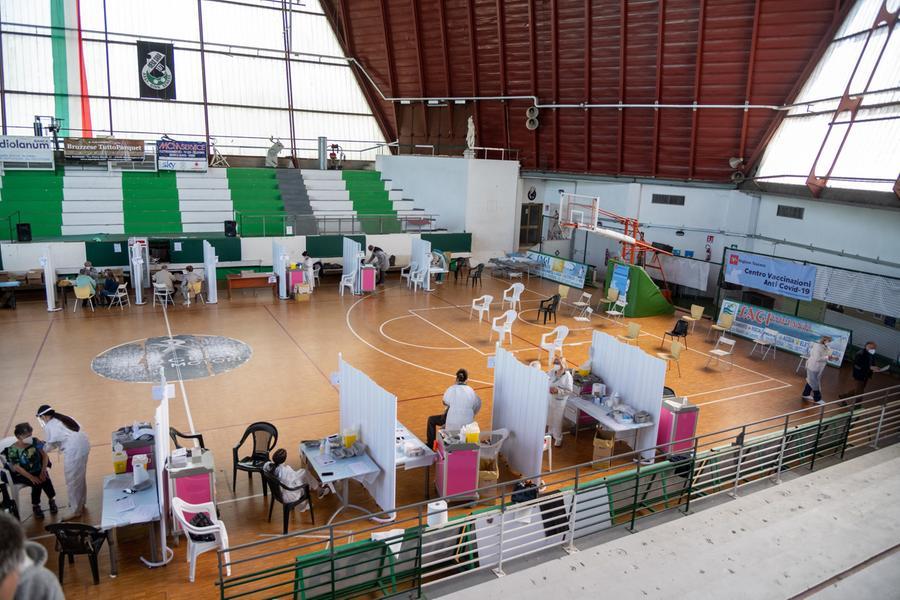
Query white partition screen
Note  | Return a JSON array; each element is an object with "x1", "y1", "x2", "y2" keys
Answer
[
  {"x1": 342, "y1": 237, "x2": 362, "y2": 294},
  {"x1": 492, "y1": 347, "x2": 550, "y2": 478},
  {"x1": 339, "y1": 356, "x2": 397, "y2": 513},
  {"x1": 409, "y1": 237, "x2": 432, "y2": 290},
  {"x1": 202, "y1": 241, "x2": 218, "y2": 304},
  {"x1": 590, "y1": 331, "x2": 666, "y2": 461}
]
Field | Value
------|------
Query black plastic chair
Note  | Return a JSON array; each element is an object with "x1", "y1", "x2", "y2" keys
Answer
[
  {"x1": 537, "y1": 294, "x2": 561, "y2": 324},
  {"x1": 45, "y1": 523, "x2": 109, "y2": 585},
  {"x1": 170, "y1": 427, "x2": 206, "y2": 450},
  {"x1": 661, "y1": 319, "x2": 689, "y2": 349},
  {"x1": 262, "y1": 466, "x2": 315, "y2": 535},
  {"x1": 467, "y1": 263, "x2": 485, "y2": 287},
  {"x1": 232, "y1": 422, "x2": 278, "y2": 497},
  {"x1": 454, "y1": 257, "x2": 470, "y2": 281}
]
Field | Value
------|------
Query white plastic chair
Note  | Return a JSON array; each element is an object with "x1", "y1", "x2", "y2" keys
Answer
[
  {"x1": 339, "y1": 272, "x2": 356, "y2": 296},
  {"x1": 0, "y1": 436, "x2": 28, "y2": 519},
  {"x1": 313, "y1": 263, "x2": 321, "y2": 287},
  {"x1": 750, "y1": 328, "x2": 778, "y2": 360},
  {"x1": 410, "y1": 268, "x2": 426, "y2": 292},
  {"x1": 489, "y1": 310, "x2": 517, "y2": 345},
  {"x1": 573, "y1": 307, "x2": 593, "y2": 323},
  {"x1": 605, "y1": 297, "x2": 627, "y2": 323},
  {"x1": 539, "y1": 325, "x2": 569, "y2": 365},
  {"x1": 152, "y1": 283, "x2": 174, "y2": 307},
  {"x1": 502, "y1": 282, "x2": 525, "y2": 312},
  {"x1": 171, "y1": 498, "x2": 231, "y2": 583},
  {"x1": 107, "y1": 284, "x2": 130, "y2": 310},
  {"x1": 705, "y1": 336, "x2": 736, "y2": 370},
  {"x1": 400, "y1": 263, "x2": 417, "y2": 288},
  {"x1": 469, "y1": 295, "x2": 493, "y2": 323},
  {"x1": 571, "y1": 292, "x2": 592, "y2": 316}
]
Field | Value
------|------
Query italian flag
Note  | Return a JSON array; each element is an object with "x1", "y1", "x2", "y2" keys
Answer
[{"x1": 50, "y1": 0, "x2": 92, "y2": 137}]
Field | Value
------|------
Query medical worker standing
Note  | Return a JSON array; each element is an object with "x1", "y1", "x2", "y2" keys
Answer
[
  {"x1": 35, "y1": 405, "x2": 90, "y2": 519},
  {"x1": 547, "y1": 357, "x2": 574, "y2": 447}
]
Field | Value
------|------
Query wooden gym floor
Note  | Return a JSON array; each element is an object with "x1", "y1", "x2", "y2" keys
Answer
[{"x1": 0, "y1": 270, "x2": 893, "y2": 599}]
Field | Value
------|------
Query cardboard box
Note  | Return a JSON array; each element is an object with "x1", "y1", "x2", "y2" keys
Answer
[
  {"x1": 26, "y1": 270, "x2": 44, "y2": 285},
  {"x1": 478, "y1": 457, "x2": 499, "y2": 488},
  {"x1": 592, "y1": 428, "x2": 615, "y2": 470}
]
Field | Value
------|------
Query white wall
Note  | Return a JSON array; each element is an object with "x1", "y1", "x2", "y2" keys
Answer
[
  {"x1": 366, "y1": 233, "x2": 420, "y2": 266},
  {"x1": 240, "y1": 236, "x2": 306, "y2": 265},
  {"x1": 521, "y1": 174, "x2": 900, "y2": 279},
  {"x1": 465, "y1": 159, "x2": 521, "y2": 263},
  {"x1": 1, "y1": 242, "x2": 87, "y2": 272},
  {"x1": 376, "y1": 155, "x2": 469, "y2": 231}
]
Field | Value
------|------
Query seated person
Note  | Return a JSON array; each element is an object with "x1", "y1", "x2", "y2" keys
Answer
[
  {"x1": 82, "y1": 260, "x2": 99, "y2": 281},
  {"x1": 180, "y1": 265, "x2": 203, "y2": 304},
  {"x1": 153, "y1": 264, "x2": 176, "y2": 293},
  {"x1": 98, "y1": 270, "x2": 119, "y2": 305},
  {"x1": 267, "y1": 449, "x2": 330, "y2": 507},
  {"x1": 2, "y1": 423, "x2": 57, "y2": 518},
  {"x1": 73, "y1": 269, "x2": 96, "y2": 293}
]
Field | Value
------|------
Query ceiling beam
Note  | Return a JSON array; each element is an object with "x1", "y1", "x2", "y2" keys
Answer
[
  {"x1": 496, "y1": 0, "x2": 510, "y2": 149},
  {"x1": 652, "y1": 0, "x2": 665, "y2": 177},
  {"x1": 551, "y1": 0, "x2": 559, "y2": 170},
  {"x1": 737, "y1": 0, "x2": 761, "y2": 164},
  {"x1": 617, "y1": 0, "x2": 626, "y2": 175},
  {"x1": 437, "y1": 0, "x2": 453, "y2": 139},
  {"x1": 466, "y1": 0, "x2": 480, "y2": 142},
  {"x1": 688, "y1": 0, "x2": 706, "y2": 180},
  {"x1": 411, "y1": 0, "x2": 427, "y2": 150},
  {"x1": 528, "y1": 0, "x2": 539, "y2": 167}
]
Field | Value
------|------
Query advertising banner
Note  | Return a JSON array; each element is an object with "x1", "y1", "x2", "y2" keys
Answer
[
  {"x1": 64, "y1": 138, "x2": 145, "y2": 161},
  {"x1": 138, "y1": 41, "x2": 176, "y2": 100},
  {"x1": 724, "y1": 249, "x2": 816, "y2": 301},
  {"x1": 719, "y1": 299, "x2": 850, "y2": 366},
  {"x1": 611, "y1": 263, "x2": 630, "y2": 295},
  {"x1": 0, "y1": 136, "x2": 54, "y2": 163},
  {"x1": 525, "y1": 251, "x2": 588, "y2": 288},
  {"x1": 157, "y1": 139, "x2": 207, "y2": 172}
]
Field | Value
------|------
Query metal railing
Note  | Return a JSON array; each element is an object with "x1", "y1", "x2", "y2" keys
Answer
[
  {"x1": 215, "y1": 385, "x2": 900, "y2": 599},
  {"x1": 236, "y1": 213, "x2": 440, "y2": 236},
  {"x1": 0, "y1": 211, "x2": 22, "y2": 241}
]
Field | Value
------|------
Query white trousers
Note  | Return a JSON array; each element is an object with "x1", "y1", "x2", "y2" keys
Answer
[
  {"x1": 62, "y1": 436, "x2": 90, "y2": 512},
  {"x1": 547, "y1": 394, "x2": 568, "y2": 444},
  {"x1": 806, "y1": 368, "x2": 824, "y2": 392}
]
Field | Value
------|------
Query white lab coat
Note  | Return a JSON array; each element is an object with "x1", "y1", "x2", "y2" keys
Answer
[
  {"x1": 301, "y1": 256, "x2": 316, "y2": 290},
  {"x1": 443, "y1": 384, "x2": 482, "y2": 431},
  {"x1": 274, "y1": 464, "x2": 318, "y2": 509},
  {"x1": 806, "y1": 342, "x2": 830, "y2": 390},
  {"x1": 547, "y1": 368, "x2": 574, "y2": 444},
  {"x1": 43, "y1": 418, "x2": 91, "y2": 513}
]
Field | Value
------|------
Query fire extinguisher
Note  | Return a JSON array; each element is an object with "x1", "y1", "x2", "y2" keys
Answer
[{"x1": 705, "y1": 244, "x2": 712, "y2": 262}]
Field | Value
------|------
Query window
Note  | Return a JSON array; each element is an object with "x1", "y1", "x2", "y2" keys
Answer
[
  {"x1": 776, "y1": 205, "x2": 805, "y2": 219},
  {"x1": 651, "y1": 194, "x2": 685, "y2": 206}
]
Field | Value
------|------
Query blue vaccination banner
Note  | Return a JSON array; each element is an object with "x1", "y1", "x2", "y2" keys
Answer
[
  {"x1": 610, "y1": 263, "x2": 630, "y2": 295},
  {"x1": 724, "y1": 249, "x2": 816, "y2": 301},
  {"x1": 525, "y1": 251, "x2": 588, "y2": 288}
]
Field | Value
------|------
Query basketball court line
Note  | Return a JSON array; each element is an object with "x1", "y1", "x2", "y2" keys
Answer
[
  {"x1": 693, "y1": 384, "x2": 793, "y2": 407},
  {"x1": 379, "y1": 315, "x2": 470, "y2": 351},
  {"x1": 688, "y1": 379, "x2": 776, "y2": 398},
  {"x1": 407, "y1": 309, "x2": 490, "y2": 356},
  {"x1": 159, "y1": 302, "x2": 197, "y2": 435},
  {"x1": 4, "y1": 320, "x2": 53, "y2": 436}
]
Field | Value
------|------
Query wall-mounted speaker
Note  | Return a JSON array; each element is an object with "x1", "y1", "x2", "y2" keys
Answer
[
  {"x1": 525, "y1": 117, "x2": 540, "y2": 131},
  {"x1": 525, "y1": 106, "x2": 540, "y2": 119},
  {"x1": 224, "y1": 220, "x2": 237, "y2": 237},
  {"x1": 16, "y1": 223, "x2": 31, "y2": 242}
]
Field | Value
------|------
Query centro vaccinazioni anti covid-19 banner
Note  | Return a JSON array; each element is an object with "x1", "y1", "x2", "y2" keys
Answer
[{"x1": 724, "y1": 249, "x2": 817, "y2": 302}]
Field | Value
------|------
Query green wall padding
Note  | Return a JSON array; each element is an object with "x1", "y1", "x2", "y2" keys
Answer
[
  {"x1": 342, "y1": 170, "x2": 401, "y2": 234},
  {"x1": 306, "y1": 235, "x2": 364, "y2": 258},
  {"x1": 169, "y1": 237, "x2": 242, "y2": 263},
  {"x1": 227, "y1": 168, "x2": 285, "y2": 237},
  {"x1": 122, "y1": 172, "x2": 181, "y2": 235},
  {"x1": 605, "y1": 260, "x2": 674, "y2": 318},
  {"x1": 0, "y1": 170, "x2": 64, "y2": 239},
  {"x1": 421, "y1": 233, "x2": 472, "y2": 253},
  {"x1": 85, "y1": 241, "x2": 130, "y2": 266}
]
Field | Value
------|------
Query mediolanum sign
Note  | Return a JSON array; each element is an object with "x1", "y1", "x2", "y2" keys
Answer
[{"x1": 0, "y1": 136, "x2": 55, "y2": 163}]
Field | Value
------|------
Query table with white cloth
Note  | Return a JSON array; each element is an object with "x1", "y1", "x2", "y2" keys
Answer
[
  {"x1": 299, "y1": 441, "x2": 381, "y2": 524},
  {"x1": 394, "y1": 421, "x2": 436, "y2": 497},
  {"x1": 567, "y1": 396, "x2": 654, "y2": 453},
  {"x1": 489, "y1": 256, "x2": 542, "y2": 280},
  {"x1": 100, "y1": 470, "x2": 162, "y2": 575}
]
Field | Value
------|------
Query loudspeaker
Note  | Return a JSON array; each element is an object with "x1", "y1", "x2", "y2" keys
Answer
[
  {"x1": 651, "y1": 242, "x2": 674, "y2": 254},
  {"x1": 224, "y1": 220, "x2": 237, "y2": 237},
  {"x1": 16, "y1": 223, "x2": 32, "y2": 242},
  {"x1": 525, "y1": 117, "x2": 540, "y2": 130}
]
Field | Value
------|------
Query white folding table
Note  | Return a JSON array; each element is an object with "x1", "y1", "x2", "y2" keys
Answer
[
  {"x1": 100, "y1": 470, "x2": 162, "y2": 575},
  {"x1": 299, "y1": 441, "x2": 380, "y2": 524}
]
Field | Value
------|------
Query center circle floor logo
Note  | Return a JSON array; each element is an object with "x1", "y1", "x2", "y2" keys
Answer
[{"x1": 91, "y1": 334, "x2": 252, "y2": 383}]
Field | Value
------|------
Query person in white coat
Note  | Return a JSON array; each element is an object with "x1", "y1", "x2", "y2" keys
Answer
[
  {"x1": 801, "y1": 335, "x2": 832, "y2": 405},
  {"x1": 35, "y1": 405, "x2": 90, "y2": 519},
  {"x1": 300, "y1": 251, "x2": 316, "y2": 291},
  {"x1": 426, "y1": 369, "x2": 482, "y2": 448},
  {"x1": 547, "y1": 357, "x2": 574, "y2": 447}
]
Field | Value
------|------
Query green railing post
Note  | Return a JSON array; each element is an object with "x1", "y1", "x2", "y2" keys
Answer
[
  {"x1": 682, "y1": 437, "x2": 700, "y2": 514},
  {"x1": 217, "y1": 549, "x2": 225, "y2": 600},
  {"x1": 730, "y1": 426, "x2": 747, "y2": 498},
  {"x1": 628, "y1": 460, "x2": 642, "y2": 532},
  {"x1": 329, "y1": 527, "x2": 336, "y2": 599},
  {"x1": 839, "y1": 400, "x2": 857, "y2": 460},
  {"x1": 808, "y1": 404, "x2": 828, "y2": 471},
  {"x1": 415, "y1": 504, "x2": 424, "y2": 599},
  {"x1": 772, "y1": 415, "x2": 790, "y2": 483},
  {"x1": 565, "y1": 466, "x2": 579, "y2": 552}
]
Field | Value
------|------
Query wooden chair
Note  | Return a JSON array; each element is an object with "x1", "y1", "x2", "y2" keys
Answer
[
  {"x1": 600, "y1": 287, "x2": 619, "y2": 311},
  {"x1": 537, "y1": 294, "x2": 561, "y2": 324},
  {"x1": 232, "y1": 422, "x2": 278, "y2": 497},
  {"x1": 262, "y1": 466, "x2": 315, "y2": 535},
  {"x1": 681, "y1": 304, "x2": 704, "y2": 332},
  {"x1": 657, "y1": 341, "x2": 683, "y2": 377},
  {"x1": 45, "y1": 523, "x2": 110, "y2": 585},
  {"x1": 706, "y1": 313, "x2": 735, "y2": 341},
  {"x1": 617, "y1": 322, "x2": 641, "y2": 346}
]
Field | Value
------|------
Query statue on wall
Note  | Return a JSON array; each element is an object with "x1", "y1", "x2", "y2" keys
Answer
[
  {"x1": 466, "y1": 116, "x2": 476, "y2": 151},
  {"x1": 265, "y1": 136, "x2": 284, "y2": 167}
]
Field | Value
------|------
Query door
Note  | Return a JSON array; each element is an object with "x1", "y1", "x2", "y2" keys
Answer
[{"x1": 519, "y1": 203, "x2": 542, "y2": 246}]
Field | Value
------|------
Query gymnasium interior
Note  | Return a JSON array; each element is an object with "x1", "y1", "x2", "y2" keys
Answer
[{"x1": 0, "y1": 0, "x2": 899, "y2": 599}]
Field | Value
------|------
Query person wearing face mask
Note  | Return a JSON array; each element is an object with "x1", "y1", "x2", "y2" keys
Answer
[
  {"x1": 547, "y1": 357, "x2": 573, "y2": 447},
  {"x1": 840, "y1": 341, "x2": 889, "y2": 402},
  {"x1": 801, "y1": 336, "x2": 831, "y2": 406},
  {"x1": 1, "y1": 424, "x2": 57, "y2": 519},
  {"x1": 426, "y1": 369, "x2": 482, "y2": 448},
  {"x1": 34, "y1": 405, "x2": 90, "y2": 520},
  {"x1": 0, "y1": 513, "x2": 65, "y2": 600}
]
